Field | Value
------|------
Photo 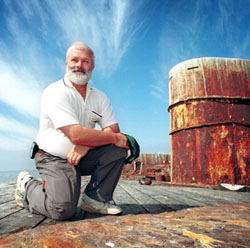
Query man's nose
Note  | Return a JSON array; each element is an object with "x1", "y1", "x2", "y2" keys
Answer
[
  {"x1": 75, "y1": 60, "x2": 83, "y2": 68},
  {"x1": 75, "y1": 60, "x2": 84, "y2": 69}
]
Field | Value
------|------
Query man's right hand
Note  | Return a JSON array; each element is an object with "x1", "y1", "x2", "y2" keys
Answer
[{"x1": 67, "y1": 145, "x2": 90, "y2": 166}]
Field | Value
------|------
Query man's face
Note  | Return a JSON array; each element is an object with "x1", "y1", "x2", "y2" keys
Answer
[{"x1": 65, "y1": 48, "x2": 94, "y2": 85}]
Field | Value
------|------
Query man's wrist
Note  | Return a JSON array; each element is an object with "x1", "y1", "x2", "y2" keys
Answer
[{"x1": 109, "y1": 132, "x2": 117, "y2": 145}]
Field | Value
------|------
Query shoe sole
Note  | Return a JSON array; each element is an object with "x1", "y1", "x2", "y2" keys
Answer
[{"x1": 15, "y1": 171, "x2": 31, "y2": 208}]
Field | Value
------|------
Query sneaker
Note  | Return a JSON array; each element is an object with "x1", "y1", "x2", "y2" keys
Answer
[
  {"x1": 15, "y1": 171, "x2": 33, "y2": 207},
  {"x1": 80, "y1": 194, "x2": 122, "y2": 215}
]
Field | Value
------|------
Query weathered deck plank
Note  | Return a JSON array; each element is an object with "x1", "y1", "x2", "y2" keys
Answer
[
  {"x1": 113, "y1": 183, "x2": 148, "y2": 214},
  {"x1": 122, "y1": 181, "x2": 208, "y2": 208},
  {"x1": 0, "y1": 209, "x2": 46, "y2": 235},
  {"x1": 178, "y1": 186, "x2": 250, "y2": 204},
  {"x1": 0, "y1": 179, "x2": 250, "y2": 239},
  {"x1": 0, "y1": 183, "x2": 16, "y2": 205},
  {"x1": 141, "y1": 185, "x2": 224, "y2": 207},
  {"x1": 0, "y1": 201, "x2": 20, "y2": 220},
  {"x1": 119, "y1": 182, "x2": 171, "y2": 214}
]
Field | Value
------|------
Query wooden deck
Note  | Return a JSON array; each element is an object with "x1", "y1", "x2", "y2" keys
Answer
[{"x1": 1, "y1": 178, "x2": 250, "y2": 238}]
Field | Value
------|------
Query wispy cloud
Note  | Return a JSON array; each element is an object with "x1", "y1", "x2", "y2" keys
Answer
[
  {"x1": 0, "y1": 60, "x2": 42, "y2": 118},
  {"x1": 43, "y1": 0, "x2": 145, "y2": 74},
  {"x1": 0, "y1": 114, "x2": 37, "y2": 139},
  {"x1": 0, "y1": 61, "x2": 39, "y2": 151},
  {"x1": 2, "y1": 0, "x2": 145, "y2": 76},
  {"x1": 0, "y1": 112, "x2": 37, "y2": 151},
  {"x1": 150, "y1": 68, "x2": 169, "y2": 104},
  {"x1": 0, "y1": 134, "x2": 32, "y2": 151},
  {"x1": 0, "y1": 114, "x2": 37, "y2": 151},
  {"x1": 217, "y1": 0, "x2": 250, "y2": 58}
]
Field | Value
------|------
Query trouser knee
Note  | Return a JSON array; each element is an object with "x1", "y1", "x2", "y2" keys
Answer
[
  {"x1": 50, "y1": 203, "x2": 76, "y2": 221},
  {"x1": 101, "y1": 145, "x2": 127, "y2": 164},
  {"x1": 114, "y1": 145, "x2": 128, "y2": 159}
]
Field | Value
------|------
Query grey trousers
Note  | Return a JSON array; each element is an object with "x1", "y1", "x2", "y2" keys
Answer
[{"x1": 24, "y1": 145, "x2": 127, "y2": 220}]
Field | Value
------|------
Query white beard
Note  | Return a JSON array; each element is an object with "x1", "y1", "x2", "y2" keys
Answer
[{"x1": 66, "y1": 67, "x2": 92, "y2": 85}]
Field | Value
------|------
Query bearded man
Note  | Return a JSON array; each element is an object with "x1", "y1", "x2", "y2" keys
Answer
[{"x1": 15, "y1": 42, "x2": 132, "y2": 220}]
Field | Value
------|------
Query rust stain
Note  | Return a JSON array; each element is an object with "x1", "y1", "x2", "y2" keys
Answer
[
  {"x1": 169, "y1": 58, "x2": 250, "y2": 185},
  {"x1": 169, "y1": 57, "x2": 250, "y2": 106},
  {"x1": 183, "y1": 229, "x2": 221, "y2": 248}
]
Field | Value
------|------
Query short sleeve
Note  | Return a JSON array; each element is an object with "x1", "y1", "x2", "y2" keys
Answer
[
  {"x1": 41, "y1": 84, "x2": 80, "y2": 129},
  {"x1": 98, "y1": 92, "x2": 118, "y2": 128}
]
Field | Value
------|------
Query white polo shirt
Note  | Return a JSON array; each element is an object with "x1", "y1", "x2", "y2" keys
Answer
[{"x1": 36, "y1": 76, "x2": 117, "y2": 158}]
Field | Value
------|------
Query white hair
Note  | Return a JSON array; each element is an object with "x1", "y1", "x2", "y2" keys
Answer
[{"x1": 66, "y1": 41, "x2": 95, "y2": 65}]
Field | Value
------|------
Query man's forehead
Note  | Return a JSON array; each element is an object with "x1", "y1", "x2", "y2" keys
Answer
[{"x1": 68, "y1": 48, "x2": 91, "y2": 56}]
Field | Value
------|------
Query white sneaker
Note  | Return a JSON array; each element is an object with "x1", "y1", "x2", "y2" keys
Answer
[
  {"x1": 80, "y1": 194, "x2": 122, "y2": 215},
  {"x1": 15, "y1": 171, "x2": 33, "y2": 207}
]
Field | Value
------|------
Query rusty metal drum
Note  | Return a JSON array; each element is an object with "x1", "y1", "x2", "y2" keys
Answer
[{"x1": 168, "y1": 57, "x2": 250, "y2": 185}]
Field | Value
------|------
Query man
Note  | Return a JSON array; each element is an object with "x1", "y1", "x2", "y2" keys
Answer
[{"x1": 15, "y1": 42, "x2": 132, "y2": 220}]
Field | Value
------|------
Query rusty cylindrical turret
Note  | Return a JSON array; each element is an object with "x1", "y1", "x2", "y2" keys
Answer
[{"x1": 169, "y1": 57, "x2": 250, "y2": 185}]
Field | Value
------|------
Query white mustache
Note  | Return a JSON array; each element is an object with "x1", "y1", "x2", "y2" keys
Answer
[{"x1": 71, "y1": 68, "x2": 86, "y2": 73}]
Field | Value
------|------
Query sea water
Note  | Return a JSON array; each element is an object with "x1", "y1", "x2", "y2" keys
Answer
[{"x1": 0, "y1": 170, "x2": 41, "y2": 183}]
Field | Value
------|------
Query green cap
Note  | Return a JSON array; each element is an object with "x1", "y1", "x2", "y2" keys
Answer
[{"x1": 125, "y1": 134, "x2": 140, "y2": 164}]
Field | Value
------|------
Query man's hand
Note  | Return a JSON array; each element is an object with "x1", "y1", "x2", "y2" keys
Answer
[
  {"x1": 67, "y1": 145, "x2": 89, "y2": 166},
  {"x1": 104, "y1": 124, "x2": 129, "y2": 150},
  {"x1": 114, "y1": 133, "x2": 129, "y2": 149}
]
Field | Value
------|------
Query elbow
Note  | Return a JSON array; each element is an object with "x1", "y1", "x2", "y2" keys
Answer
[
  {"x1": 71, "y1": 135, "x2": 81, "y2": 145},
  {"x1": 70, "y1": 131, "x2": 83, "y2": 145},
  {"x1": 69, "y1": 126, "x2": 90, "y2": 145},
  {"x1": 60, "y1": 125, "x2": 83, "y2": 145}
]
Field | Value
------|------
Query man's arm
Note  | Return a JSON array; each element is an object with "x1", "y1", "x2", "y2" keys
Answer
[
  {"x1": 64, "y1": 123, "x2": 127, "y2": 166},
  {"x1": 103, "y1": 123, "x2": 120, "y2": 133},
  {"x1": 60, "y1": 124, "x2": 127, "y2": 148}
]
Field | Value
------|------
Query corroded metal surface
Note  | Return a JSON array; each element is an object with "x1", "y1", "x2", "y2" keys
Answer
[
  {"x1": 170, "y1": 100, "x2": 250, "y2": 134},
  {"x1": 0, "y1": 204, "x2": 250, "y2": 247},
  {"x1": 171, "y1": 125, "x2": 250, "y2": 185},
  {"x1": 122, "y1": 163, "x2": 170, "y2": 181},
  {"x1": 169, "y1": 58, "x2": 250, "y2": 185},
  {"x1": 169, "y1": 57, "x2": 250, "y2": 106}
]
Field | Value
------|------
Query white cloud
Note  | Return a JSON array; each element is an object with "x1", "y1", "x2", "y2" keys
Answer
[
  {"x1": 43, "y1": 0, "x2": 145, "y2": 74},
  {"x1": 0, "y1": 134, "x2": 31, "y2": 151},
  {"x1": 150, "y1": 70, "x2": 169, "y2": 104},
  {"x1": 0, "y1": 60, "x2": 42, "y2": 118},
  {"x1": 0, "y1": 59, "x2": 41, "y2": 151},
  {"x1": 217, "y1": 0, "x2": 250, "y2": 58},
  {"x1": 2, "y1": 0, "x2": 147, "y2": 76},
  {"x1": 0, "y1": 114, "x2": 37, "y2": 140}
]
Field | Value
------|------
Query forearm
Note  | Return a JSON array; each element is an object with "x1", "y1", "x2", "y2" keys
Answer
[
  {"x1": 70, "y1": 126, "x2": 116, "y2": 146},
  {"x1": 103, "y1": 124, "x2": 120, "y2": 133},
  {"x1": 60, "y1": 124, "x2": 128, "y2": 149}
]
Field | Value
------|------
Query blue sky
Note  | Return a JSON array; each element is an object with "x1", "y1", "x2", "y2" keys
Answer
[{"x1": 0, "y1": 0, "x2": 249, "y2": 171}]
